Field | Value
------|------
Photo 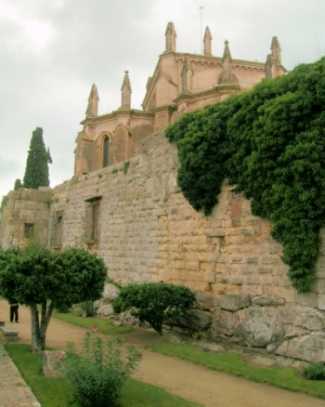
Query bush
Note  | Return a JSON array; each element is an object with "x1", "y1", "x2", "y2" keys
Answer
[
  {"x1": 166, "y1": 57, "x2": 325, "y2": 292},
  {"x1": 64, "y1": 333, "x2": 141, "y2": 407},
  {"x1": 303, "y1": 363, "x2": 325, "y2": 380},
  {"x1": 113, "y1": 283, "x2": 196, "y2": 334}
]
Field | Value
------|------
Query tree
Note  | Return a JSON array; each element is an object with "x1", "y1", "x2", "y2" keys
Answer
[
  {"x1": 14, "y1": 179, "x2": 22, "y2": 190},
  {"x1": 113, "y1": 283, "x2": 196, "y2": 334},
  {"x1": 23, "y1": 127, "x2": 51, "y2": 189},
  {"x1": 0, "y1": 246, "x2": 107, "y2": 352}
]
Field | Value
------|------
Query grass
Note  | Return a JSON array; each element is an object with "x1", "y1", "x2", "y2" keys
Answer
[
  {"x1": 6, "y1": 343, "x2": 200, "y2": 407},
  {"x1": 150, "y1": 341, "x2": 325, "y2": 400},
  {"x1": 54, "y1": 312, "x2": 325, "y2": 400},
  {"x1": 54, "y1": 311, "x2": 133, "y2": 335}
]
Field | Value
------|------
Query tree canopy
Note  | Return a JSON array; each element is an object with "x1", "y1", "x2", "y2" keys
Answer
[
  {"x1": 166, "y1": 57, "x2": 325, "y2": 293},
  {"x1": 0, "y1": 246, "x2": 107, "y2": 351},
  {"x1": 23, "y1": 127, "x2": 51, "y2": 189}
]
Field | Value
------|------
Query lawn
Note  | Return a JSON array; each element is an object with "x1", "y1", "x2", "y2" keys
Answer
[
  {"x1": 53, "y1": 312, "x2": 325, "y2": 400},
  {"x1": 150, "y1": 341, "x2": 325, "y2": 400},
  {"x1": 6, "y1": 343, "x2": 200, "y2": 407},
  {"x1": 54, "y1": 311, "x2": 133, "y2": 335}
]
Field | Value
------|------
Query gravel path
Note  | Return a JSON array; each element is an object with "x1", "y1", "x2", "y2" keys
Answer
[{"x1": 1, "y1": 300, "x2": 324, "y2": 407}]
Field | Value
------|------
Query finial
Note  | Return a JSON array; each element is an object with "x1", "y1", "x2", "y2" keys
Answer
[
  {"x1": 121, "y1": 71, "x2": 132, "y2": 110},
  {"x1": 85, "y1": 83, "x2": 99, "y2": 119},
  {"x1": 165, "y1": 21, "x2": 177, "y2": 53},
  {"x1": 203, "y1": 26, "x2": 212, "y2": 56},
  {"x1": 222, "y1": 40, "x2": 232, "y2": 61},
  {"x1": 271, "y1": 36, "x2": 282, "y2": 66}
]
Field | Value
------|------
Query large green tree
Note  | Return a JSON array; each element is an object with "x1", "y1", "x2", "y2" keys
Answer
[
  {"x1": 23, "y1": 127, "x2": 51, "y2": 188},
  {"x1": 0, "y1": 246, "x2": 107, "y2": 352}
]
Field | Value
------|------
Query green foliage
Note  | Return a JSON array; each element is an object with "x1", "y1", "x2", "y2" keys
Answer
[
  {"x1": 14, "y1": 179, "x2": 22, "y2": 190},
  {"x1": 166, "y1": 58, "x2": 325, "y2": 292},
  {"x1": 23, "y1": 127, "x2": 51, "y2": 189},
  {"x1": 0, "y1": 246, "x2": 107, "y2": 308},
  {"x1": 64, "y1": 333, "x2": 141, "y2": 407},
  {"x1": 123, "y1": 161, "x2": 130, "y2": 174},
  {"x1": 113, "y1": 283, "x2": 196, "y2": 334},
  {"x1": 304, "y1": 363, "x2": 325, "y2": 381}
]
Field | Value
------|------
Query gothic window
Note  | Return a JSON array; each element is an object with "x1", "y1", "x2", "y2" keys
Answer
[
  {"x1": 103, "y1": 135, "x2": 110, "y2": 167},
  {"x1": 85, "y1": 197, "x2": 102, "y2": 244},
  {"x1": 24, "y1": 223, "x2": 34, "y2": 239}
]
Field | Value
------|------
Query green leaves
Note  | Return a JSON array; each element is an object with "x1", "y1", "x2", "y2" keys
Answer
[
  {"x1": 23, "y1": 127, "x2": 51, "y2": 189},
  {"x1": 166, "y1": 57, "x2": 325, "y2": 293},
  {"x1": 113, "y1": 283, "x2": 196, "y2": 334},
  {"x1": 0, "y1": 246, "x2": 107, "y2": 308}
]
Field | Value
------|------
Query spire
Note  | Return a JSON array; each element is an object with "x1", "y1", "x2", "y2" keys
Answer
[
  {"x1": 218, "y1": 40, "x2": 238, "y2": 86},
  {"x1": 121, "y1": 70, "x2": 132, "y2": 110},
  {"x1": 165, "y1": 21, "x2": 177, "y2": 53},
  {"x1": 203, "y1": 26, "x2": 212, "y2": 56},
  {"x1": 271, "y1": 36, "x2": 281, "y2": 66},
  {"x1": 85, "y1": 83, "x2": 99, "y2": 119},
  {"x1": 222, "y1": 40, "x2": 232, "y2": 61}
]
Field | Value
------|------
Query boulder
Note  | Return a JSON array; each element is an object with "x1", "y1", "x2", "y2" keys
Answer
[
  {"x1": 103, "y1": 283, "x2": 120, "y2": 301},
  {"x1": 218, "y1": 295, "x2": 250, "y2": 312},
  {"x1": 237, "y1": 306, "x2": 284, "y2": 348},
  {"x1": 275, "y1": 332, "x2": 325, "y2": 363},
  {"x1": 97, "y1": 303, "x2": 114, "y2": 317},
  {"x1": 43, "y1": 351, "x2": 66, "y2": 378}
]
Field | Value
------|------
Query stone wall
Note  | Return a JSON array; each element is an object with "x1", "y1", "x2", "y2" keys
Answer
[
  {"x1": 2, "y1": 133, "x2": 325, "y2": 363},
  {"x1": 0, "y1": 188, "x2": 52, "y2": 249}
]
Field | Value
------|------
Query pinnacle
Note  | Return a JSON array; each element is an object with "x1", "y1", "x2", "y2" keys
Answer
[
  {"x1": 204, "y1": 26, "x2": 212, "y2": 40},
  {"x1": 223, "y1": 40, "x2": 232, "y2": 61}
]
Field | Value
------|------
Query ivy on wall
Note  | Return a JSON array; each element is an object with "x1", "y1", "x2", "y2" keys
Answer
[{"x1": 166, "y1": 58, "x2": 325, "y2": 293}]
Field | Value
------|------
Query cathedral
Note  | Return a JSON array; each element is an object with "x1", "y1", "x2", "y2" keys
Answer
[{"x1": 74, "y1": 22, "x2": 285, "y2": 176}]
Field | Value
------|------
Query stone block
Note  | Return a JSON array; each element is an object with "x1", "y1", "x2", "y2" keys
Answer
[
  {"x1": 43, "y1": 351, "x2": 66, "y2": 378},
  {"x1": 218, "y1": 294, "x2": 251, "y2": 312},
  {"x1": 276, "y1": 332, "x2": 325, "y2": 363},
  {"x1": 251, "y1": 295, "x2": 285, "y2": 307}
]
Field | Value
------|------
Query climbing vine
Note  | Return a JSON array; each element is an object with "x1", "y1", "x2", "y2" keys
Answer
[{"x1": 166, "y1": 58, "x2": 325, "y2": 293}]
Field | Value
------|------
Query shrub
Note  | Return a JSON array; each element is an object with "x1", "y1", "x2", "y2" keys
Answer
[
  {"x1": 303, "y1": 363, "x2": 325, "y2": 380},
  {"x1": 113, "y1": 282, "x2": 196, "y2": 334},
  {"x1": 166, "y1": 57, "x2": 325, "y2": 292},
  {"x1": 64, "y1": 333, "x2": 141, "y2": 407}
]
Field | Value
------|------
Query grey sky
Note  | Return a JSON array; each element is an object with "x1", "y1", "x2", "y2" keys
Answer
[{"x1": 0, "y1": 0, "x2": 324, "y2": 200}]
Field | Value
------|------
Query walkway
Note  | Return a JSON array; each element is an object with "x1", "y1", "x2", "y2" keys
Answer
[
  {"x1": 0, "y1": 300, "x2": 324, "y2": 407},
  {"x1": 0, "y1": 344, "x2": 40, "y2": 407}
]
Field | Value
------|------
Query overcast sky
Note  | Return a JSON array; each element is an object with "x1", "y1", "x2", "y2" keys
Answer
[{"x1": 0, "y1": 0, "x2": 324, "y2": 200}]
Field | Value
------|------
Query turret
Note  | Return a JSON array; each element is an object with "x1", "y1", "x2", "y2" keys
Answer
[
  {"x1": 120, "y1": 70, "x2": 132, "y2": 110},
  {"x1": 85, "y1": 83, "x2": 99, "y2": 119},
  {"x1": 165, "y1": 22, "x2": 177, "y2": 53},
  {"x1": 271, "y1": 36, "x2": 282, "y2": 66},
  {"x1": 218, "y1": 40, "x2": 238, "y2": 86},
  {"x1": 203, "y1": 26, "x2": 212, "y2": 56},
  {"x1": 265, "y1": 36, "x2": 283, "y2": 79}
]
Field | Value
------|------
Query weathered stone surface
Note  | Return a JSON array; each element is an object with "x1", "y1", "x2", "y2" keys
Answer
[
  {"x1": 251, "y1": 296, "x2": 285, "y2": 307},
  {"x1": 103, "y1": 283, "x2": 120, "y2": 301},
  {"x1": 280, "y1": 305, "x2": 325, "y2": 331},
  {"x1": 43, "y1": 351, "x2": 66, "y2": 378},
  {"x1": 275, "y1": 333, "x2": 325, "y2": 363},
  {"x1": 218, "y1": 295, "x2": 251, "y2": 312},
  {"x1": 237, "y1": 307, "x2": 284, "y2": 348},
  {"x1": 97, "y1": 303, "x2": 114, "y2": 317},
  {"x1": 191, "y1": 310, "x2": 212, "y2": 330}
]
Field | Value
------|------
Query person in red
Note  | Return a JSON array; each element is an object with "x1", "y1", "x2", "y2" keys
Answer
[{"x1": 9, "y1": 298, "x2": 19, "y2": 323}]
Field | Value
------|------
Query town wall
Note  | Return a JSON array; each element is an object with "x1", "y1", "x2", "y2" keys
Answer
[{"x1": 48, "y1": 133, "x2": 325, "y2": 363}]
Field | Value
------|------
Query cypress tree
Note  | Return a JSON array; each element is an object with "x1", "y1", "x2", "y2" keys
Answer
[{"x1": 23, "y1": 127, "x2": 51, "y2": 189}]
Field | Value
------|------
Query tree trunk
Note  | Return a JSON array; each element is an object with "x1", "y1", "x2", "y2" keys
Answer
[{"x1": 30, "y1": 302, "x2": 54, "y2": 352}]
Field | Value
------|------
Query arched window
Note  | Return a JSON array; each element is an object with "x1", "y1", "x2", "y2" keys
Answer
[{"x1": 103, "y1": 135, "x2": 110, "y2": 167}]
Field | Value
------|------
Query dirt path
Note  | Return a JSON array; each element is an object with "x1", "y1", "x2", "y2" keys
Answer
[{"x1": 1, "y1": 300, "x2": 324, "y2": 407}]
